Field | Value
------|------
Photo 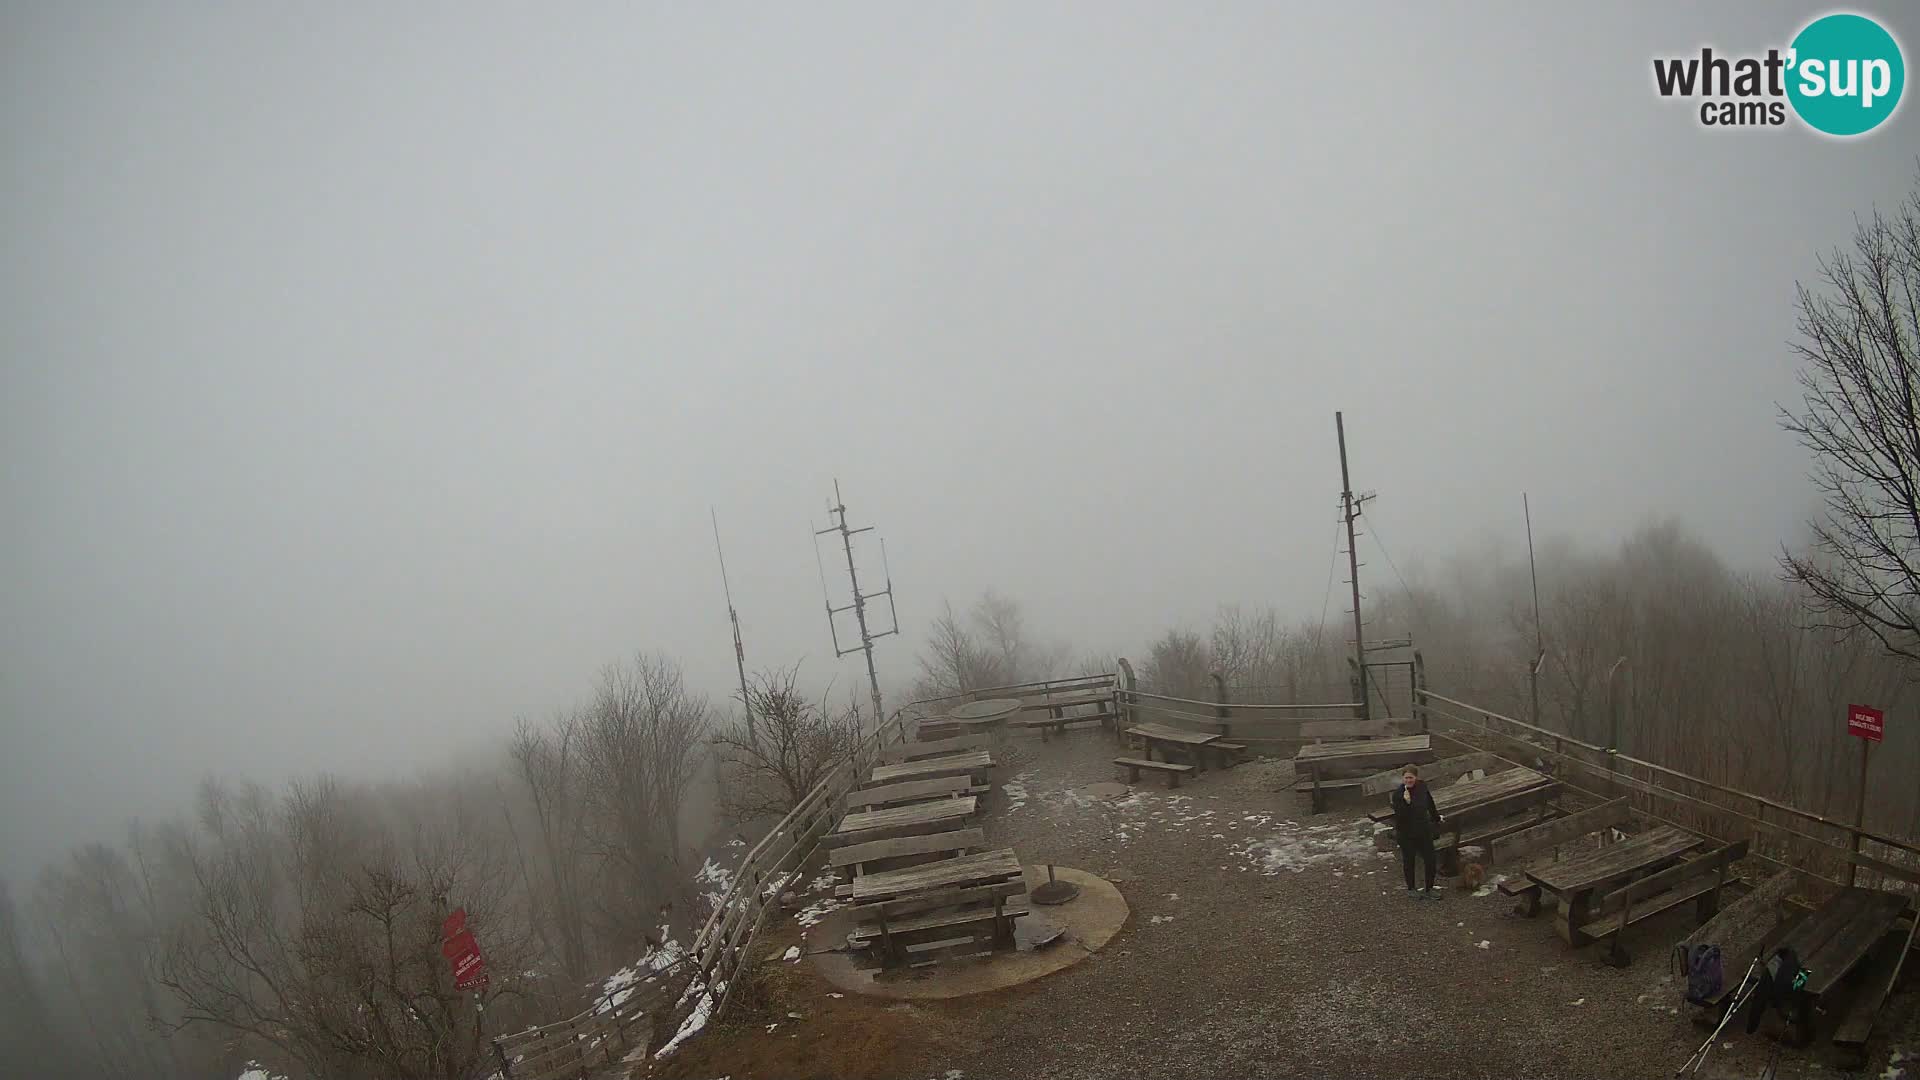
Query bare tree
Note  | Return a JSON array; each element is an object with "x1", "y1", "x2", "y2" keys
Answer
[
  {"x1": 1781, "y1": 172, "x2": 1920, "y2": 668},
  {"x1": 507, "y1": 714, "x2": 591, "y2": 986},
  {"x1": 1139, "y1": 628, "x2": 1211, "y2": 699},
  {"x1": 577, "y1": 653, "x2": 710, "y2": 947},
  {"x1": 714, "y1": 665, "x2": 861, "y2": 824}
]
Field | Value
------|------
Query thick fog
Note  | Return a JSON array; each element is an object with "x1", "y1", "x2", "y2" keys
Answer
[{"x1": 2, "y1": 1, "x2": 1913, "y2": 885}]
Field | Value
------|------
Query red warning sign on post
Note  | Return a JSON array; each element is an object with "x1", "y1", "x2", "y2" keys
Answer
[
  {"x1": 440, "y1": 908, "x2": 488, "y2": 991},
  {"x1": 1847, "y1": 704, "x2": 1884, "y2": 742}
]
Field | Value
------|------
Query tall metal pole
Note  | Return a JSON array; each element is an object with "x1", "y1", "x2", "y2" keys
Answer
[
  {"x1": 711, "y1": 508, "x2": 755, "y2": 745},
  {"x1": 1336, "y1": 412, "x2": 1369, "y2": 721},
  {"x1": 1525, "y1": 493, "x2": 1544, "y2": 731},
  {"x1": 815, "y1": 480, "x2": 897, "y2": 729}
]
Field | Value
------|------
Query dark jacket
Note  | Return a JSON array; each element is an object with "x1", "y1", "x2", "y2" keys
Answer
[{"x1": 1390, "y1": 781, "x2": 1442, "y2": 844}]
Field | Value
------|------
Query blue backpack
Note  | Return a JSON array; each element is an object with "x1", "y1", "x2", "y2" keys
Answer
[{"x1": 1683, "y1": 943, "x2": 1724, "y2": 1006}]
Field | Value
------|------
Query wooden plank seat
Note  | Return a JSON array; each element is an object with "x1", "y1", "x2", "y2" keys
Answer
[
  {"x1": 847, "y1": 896, "x2": 1032, "y2": 949},
  {"x1": 1293, "y1": 775, "x2": 1367, "y2": 793},
  {"x1": 1577, "y1": 840, "x2": 1748, "y2": 966},
  {"x1": 845, "y1": 774, "x2": 985, "y2": 813},
  {"x1": 878, "y1": 732, "x2": 992, "y2": 764},
  {"x1": 829, "y1": 827, "x2": 987, "y2": 881},
  {"x1": 847, "y1": 848, "x2": 1025, "y2": 903},
  {"x1": 1114, "y1": 756, "x2": 1194, "y2": 788}
]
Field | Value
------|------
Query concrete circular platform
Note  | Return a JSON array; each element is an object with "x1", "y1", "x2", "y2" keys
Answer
[{"x1": 805, "y1": 864, "x2": 1128, "y2": 1000}]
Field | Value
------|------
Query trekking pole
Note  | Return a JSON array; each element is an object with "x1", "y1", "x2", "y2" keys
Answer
[{"x1": 1676, "y1": 957, "x2": 1762, "y2": 1077}]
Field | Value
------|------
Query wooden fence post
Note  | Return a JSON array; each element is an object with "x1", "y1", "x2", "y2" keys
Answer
[
  {"x1": 1115, "y1": 658, "x2": 1137, "y2": 740},
  {"x1": 1210, "y1": 672, "x2": 1230, "y2": 735}
]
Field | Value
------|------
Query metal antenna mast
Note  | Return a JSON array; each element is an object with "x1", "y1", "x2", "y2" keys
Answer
[
  {"x1": 813, "y1": 480, "x2": 898, "y2": 728},
  {"x1": 1336, "y1": 412, "x2": 1375, "y2": 721},
  {"x1": 711, "y1": 508, "x2": 755, "y2": 745}
]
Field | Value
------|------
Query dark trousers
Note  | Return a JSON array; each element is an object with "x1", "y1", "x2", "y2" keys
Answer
[{"x1": 1399, "y1": 835, "x2": 1436, "y2": 890}]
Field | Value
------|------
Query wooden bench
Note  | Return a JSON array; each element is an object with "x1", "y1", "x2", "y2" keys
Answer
[
  {"x1": 1675, "y1": 868, "x2": 1799, "y2": 1017},
  {"x1": 1577, "y1": 840, "x2": 1748, "y2": 966},
  {"x1": 1015, "y1": 710, "x2": 1117, "y2": 740},
  {"x1": 1299, "y1": 719, "x2": 1412, "y2": 742},
  {"x1": 1360, "y1": 752, "x2": 1502, "y2": 797},
  {"x1": 847, "y1": 879, "x2": 1030, "y2": 967},
  {"x1": 867, "y1": 749, "x2": 995, "y2": 787},
  {"x1": 1831, "y1": 905, "x2": 1918, "y2": 1068},
  {"x1": 829, "y1": 827, "x2": 986, "y2": 882},
  {"x1": 878, "y1": 732, "x2": 992, "y2": 764},
  {"x1": 845, "y1": 775, "x2": 985, "y2": 813},
  {"x1": 1113, "y1": 757, "x2": 1195, "y2": 788},
  {"x1": 828, "y1": 797, "x2": 977, "y2": 849}
]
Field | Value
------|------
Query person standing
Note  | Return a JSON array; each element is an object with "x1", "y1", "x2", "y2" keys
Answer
[{"x1": 1391, "y1": 764, "x2": 1443, "y2": 899}]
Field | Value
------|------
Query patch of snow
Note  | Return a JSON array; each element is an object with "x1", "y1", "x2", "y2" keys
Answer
[
  {"x1": 1883, "y1": 1048, "x2": 1908, "y2": 1080},
  {"x1": 828, "y1": 992, "x2": 844, "y2": 998},
  {"x1": 696, "y1": 857, "x2": 734, "y2": 913},
  {"x1": 655, "y1": 979, "x2": 723, "y2": 1058},
  {"x1": 1166, "y1": 892, "x2": 1180, "y2": 901},
  {"x1": 1003, "y1": 770, "x2": 1032, "y2": 812},
  {"x1": 1475, "y1": 940, "x2": 1491, "y2": 950},
  {"x1": 236, "y1": 1064, "x2": 287, "y2": 1080},
  {"x1": 1149, "y1": 914, "x2": 1175, "y2": 924},
  {"x1": 808, "y1": 871, "x2": 836, "y2": 894},
  {"x1": 796, "y1": 897, "x2": 847, "y2": 928},
  {"x1": 600, "y1": 926, "x2": 687, "y2": 1011},
  {"x1": 728, "y1": 837, "x2": 746, "y2": 847},
  {"x1": 1473, "y1": 874, "x2": 1505, "y2": 898},
  {"x1": 782, "y1": 946, "x2": 801, "y2": 962},
  {"x1": 1567, "y1": 998, "x2": 1585, "y2": 1006},
  {"x1": 1233, "y1": 818, "x2": 1383, "y2": 874}
]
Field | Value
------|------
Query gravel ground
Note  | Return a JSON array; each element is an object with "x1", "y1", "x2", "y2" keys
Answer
[{"x1": 927, "y1": 731, "x2": 1919, "y2": 1080}]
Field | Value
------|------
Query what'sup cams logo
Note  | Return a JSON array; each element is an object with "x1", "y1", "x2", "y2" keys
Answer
[{"x1": 1653, "y1": 12, "x2": 1904, "y2": 136}]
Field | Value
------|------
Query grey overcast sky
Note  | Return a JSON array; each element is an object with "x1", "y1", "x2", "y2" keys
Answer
[{"x1": 2, "y1": 2, "x2": 1914, "y2": 880}]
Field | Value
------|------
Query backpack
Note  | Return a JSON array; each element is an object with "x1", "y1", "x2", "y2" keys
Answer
[
  {"x1": 1746, "y1": 946, "x2": 1808, "y2": 1034},
  {"x1": 1682, "y1": 943, "x2": 1724, "y2": 1006}
]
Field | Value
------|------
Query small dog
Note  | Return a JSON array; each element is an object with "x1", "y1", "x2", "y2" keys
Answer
[{"x1": 1460, "y1": 862, "x2": 1487, "y2": 890}]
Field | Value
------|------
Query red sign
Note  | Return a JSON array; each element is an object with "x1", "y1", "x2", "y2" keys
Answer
[
  {"x1": 1847, "y1": 704, "x2": 1884, "y2": 743},
  {"x1": 440, "y1": 909, "x2": 488, "y2": 991}
]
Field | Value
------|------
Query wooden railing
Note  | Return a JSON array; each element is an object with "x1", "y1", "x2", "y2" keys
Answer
[
  {"x1": 1117, "y1": 686, "x2": 1365, "y2": 742},
  {"x1": 1418, "y1": 688, "x2": 1920, "y2": 895},
  {"x1": 492, "y1": 965, "x2": 685, "y2": 1079}
]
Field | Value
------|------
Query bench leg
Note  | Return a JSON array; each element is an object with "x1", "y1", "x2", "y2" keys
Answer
[
  {"x1": 1166, "y1": 769, "x2": 1180, "y2": 789},
  {"x1": 1438, "y1": 846, "x2": 1460, "y2": 878},
  {"x1": 1126, "y1": 765, "x2": 1140, "y2": 784},
  {"x1": 1513, "y1": 887, "x2": 1541, "y2": 918},
  {"x1": 1556, "y1": 891, "x2": 1594, "y2": 947},
  {"x1": 1605, "y1": 936, "x2": 1631, "y2": 968}
]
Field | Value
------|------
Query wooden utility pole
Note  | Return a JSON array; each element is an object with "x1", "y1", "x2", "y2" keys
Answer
[
  {"x1": 814, "y1": 480, "x2": 899, "y2": 729},
  {"x1": 1336, "y1": 412, "x2": 1370, "y2": 721}
]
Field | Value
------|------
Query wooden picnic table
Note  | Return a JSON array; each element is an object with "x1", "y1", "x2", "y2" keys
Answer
[
  {"x1": 1522, "y1": 824, "x2": 1704, "y2": 943},
  {"x1": 868, "y1": 749, "x2": 995, "y2": 787},
  {"x1": 829, "y1": 797, "x2": 977, "y2": 847},
  {"x1": 1297, "y1": 734, "x2": 1434, "y2": 777},
  {"x1": 1127, "y1": 722, "x2": 1223, "y2": 771},
  {"x1": 1366, "y1": 765, "x2": 1553, "y2": 825},
  {"x1": 848, "y1": 847, "x2": 1024, "y2": 903},
  {"x1": 919, "y1": 699, "x2": 1022, "y2": 740}
]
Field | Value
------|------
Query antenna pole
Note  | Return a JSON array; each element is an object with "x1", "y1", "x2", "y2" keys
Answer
[
  {"x1": 814, "y1": 480, "x2": 898, "y2": 729},
  {"x1": 1525, "y1": 493, "x2": 1544, "y2": 731},
  {"x1": 1337, "y1": 412, "x2": 1370, "y2": 721},
  {"x1": 711, "y1": 508, "x2": 756, "y2": 745}
]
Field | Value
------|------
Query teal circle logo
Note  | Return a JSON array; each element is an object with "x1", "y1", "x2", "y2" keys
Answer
[{"x1": 1787, "y1": 13, "x2": 1905, "y2": 136}]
